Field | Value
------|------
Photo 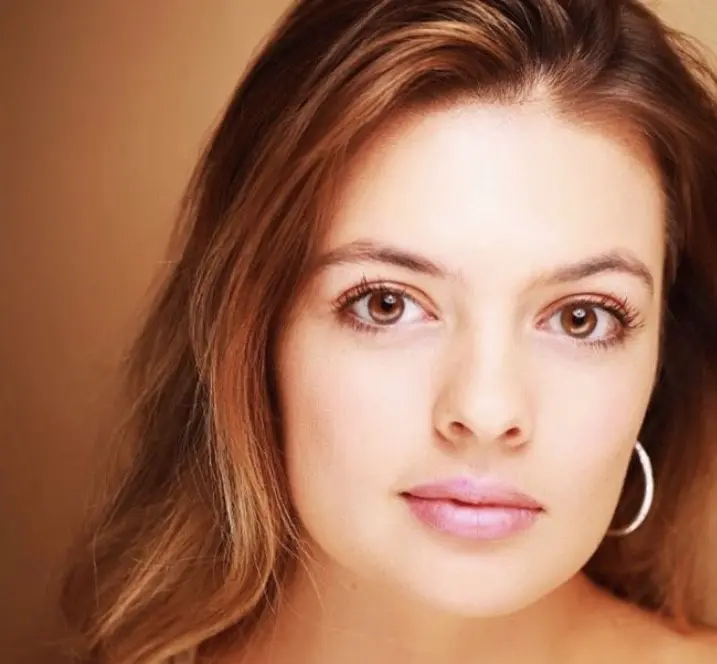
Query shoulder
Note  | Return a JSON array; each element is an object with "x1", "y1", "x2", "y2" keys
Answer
[
  {"x1": 666, "y1": 630, "x2": 717, "y2": 663},
  {"x1": 636, "y1": 621, "x2": 717, "y2": 664},
  {"x1": 593, "y1": 592, "x2": 717, "y2": 664}
]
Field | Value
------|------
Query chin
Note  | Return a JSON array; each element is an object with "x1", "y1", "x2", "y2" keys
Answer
[
  {"x1": 389, "y1": 562, "x2": 562, "y2": 618},
  {"x1": 296, "y1": 511, "x2": 591, "y2": 619}
]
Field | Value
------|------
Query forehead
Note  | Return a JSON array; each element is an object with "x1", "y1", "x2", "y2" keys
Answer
[{"x1": 325, "y1": 102, "x2": 666, "y2": 291}]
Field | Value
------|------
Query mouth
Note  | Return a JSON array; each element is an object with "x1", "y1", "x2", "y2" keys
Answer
[{"x1": 401, "y1": 477, "x2": 544, "y2": 541}]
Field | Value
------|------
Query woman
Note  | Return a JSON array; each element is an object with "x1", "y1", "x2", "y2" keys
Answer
[{"x1": 61, "y1": 0, "x2": 717, "y2": 662}]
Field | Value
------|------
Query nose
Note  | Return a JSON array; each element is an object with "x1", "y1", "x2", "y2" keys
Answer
[{"x1": 432, "y1": 331, "x2": 533, "y2": 450}]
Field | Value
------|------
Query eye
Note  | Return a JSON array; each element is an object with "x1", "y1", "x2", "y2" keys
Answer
[
  {"x1": 334, "y1": 280, "x2": 432, "y2": 332},
  {"x1": 350, "y1": 287, "x2": 426, "y2": 326},
  {"x1": 543, "y1": 301, "x2": 623, "y2": 343}
]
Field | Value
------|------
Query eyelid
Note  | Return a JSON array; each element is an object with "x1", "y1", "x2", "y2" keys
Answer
[
  {"x1": 534, "y1": 292, "x2": 645, "y2": 351},
  {"x1": 536, "y1": 292, "x2": 639, "y2": 324},
  {"x1": 333, "y1": 277, "x2": 438, "y2": 316}
]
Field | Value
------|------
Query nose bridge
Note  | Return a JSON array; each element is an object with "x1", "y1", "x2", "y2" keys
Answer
[{"x1": 439, "y1": 319, "x2": 531, "y2": 442}]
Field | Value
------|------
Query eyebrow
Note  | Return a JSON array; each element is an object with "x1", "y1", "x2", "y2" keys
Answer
[
  {"x1": 311, "y1": 240, "x2": 655, "y2": 295},
  {"x1": 534, "y1": 250, "x2": 655, "y2": 295},
  {"x1": 312, "y1": 240, "x2": 450, "y2": 278}
]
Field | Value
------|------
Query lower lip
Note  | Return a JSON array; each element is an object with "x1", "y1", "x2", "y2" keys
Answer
[{"x1": 403, "y1": 495, "x2": 541, "y2": 541}]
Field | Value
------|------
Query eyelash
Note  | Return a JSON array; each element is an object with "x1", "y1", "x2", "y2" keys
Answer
[
  {"x1": 332, "y1": 277, "x2": 644, "y2": 349},
  {"x1": 538, "y1": 293, "x2": 644, "y2": 350},
  {"x1": 332, "y1": 277, "x2": 422, "y2": 336}
]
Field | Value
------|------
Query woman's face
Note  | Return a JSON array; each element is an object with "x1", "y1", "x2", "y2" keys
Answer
[{"x1": 276, "y1": 101, "x2": 664, "y2": 616}]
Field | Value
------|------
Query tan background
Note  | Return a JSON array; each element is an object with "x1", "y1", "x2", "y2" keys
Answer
[{"x1": 1, "y1": 1, "x2": 715, "y2": 663}]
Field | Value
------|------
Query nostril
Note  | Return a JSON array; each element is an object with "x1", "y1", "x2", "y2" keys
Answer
[
  {"x1": 503, "y1": 426, "x2": 527, "y2": 448},
  {"x1": 448, "y1": 421, "x2": 471, "y2": 436}
]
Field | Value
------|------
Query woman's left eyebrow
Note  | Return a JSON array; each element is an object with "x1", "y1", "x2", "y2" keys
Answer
[{"x1": 530, "y1": 250, "x2": 655, "y2": 296}]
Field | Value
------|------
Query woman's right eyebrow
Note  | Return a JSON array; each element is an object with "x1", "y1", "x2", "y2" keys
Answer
[{"x1": 311, "y1": 239, "x2": 455, "y2": 279}]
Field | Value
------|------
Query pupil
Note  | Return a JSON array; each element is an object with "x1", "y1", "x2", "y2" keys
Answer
[
  {"x1": 572, "y1": 308, "x2": 588, "y2": 327},
  {"x1": 561, "y1": 305, "x2": 597, "y2": 338},
  {"x1": 368, "y1": 290, "x2": 404, "y2": 324},
  {"x1": 380, "y1": 294, "x2": 397, "y2": 311}
]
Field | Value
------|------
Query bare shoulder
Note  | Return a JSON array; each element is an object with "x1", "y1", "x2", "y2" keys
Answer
[
  {"x1": 638, "y1": 619, "x2": 717, "y2": 664},
  {"x1": 590, "y1": 589, "x2": 717, "y2": 664},
  {"x1": 666, "y1": 630, "x2": 717, "y2": 663}
]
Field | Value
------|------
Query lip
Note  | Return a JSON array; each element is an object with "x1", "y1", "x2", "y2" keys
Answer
[{"x1": 401, "y1": 477, "x2": 544, "y2": 541}]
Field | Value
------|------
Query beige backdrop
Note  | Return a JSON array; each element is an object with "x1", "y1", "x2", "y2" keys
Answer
[{"x1": 1, "y1": 2, "x2": 715, "y2": 663}]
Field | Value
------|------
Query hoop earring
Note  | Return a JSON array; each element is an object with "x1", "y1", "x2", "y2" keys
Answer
[{"x1": 606, "y1": 440, "x2": 655, "y2": 537}]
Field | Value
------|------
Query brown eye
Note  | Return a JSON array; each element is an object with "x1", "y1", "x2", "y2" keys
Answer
[
  {"x1": 340, "y1": 284, "x2": 429, "y2": 329},
  {"x1": 541, "y1": 296, "x2": 640, "y2": 348},
  {"x1": 560, "y1": 305, "x2": 598, "y2": 338},
  {"x1": 366, "y1": 290, "x2": 405, "y2": 324}
]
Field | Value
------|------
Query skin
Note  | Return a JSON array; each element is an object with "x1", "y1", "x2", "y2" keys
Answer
[{"x1": 237, "y1": 101, "x2": 717, "y2": 663}]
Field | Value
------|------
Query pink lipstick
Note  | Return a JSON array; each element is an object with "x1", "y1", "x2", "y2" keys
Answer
[{"x1": 402, "y1": 477, "x2": 543, "y2": 541}]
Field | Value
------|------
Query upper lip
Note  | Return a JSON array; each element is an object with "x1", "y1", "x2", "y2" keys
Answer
[{"x1": 403, "y1": 476, "x2": 544, "y2": 510}]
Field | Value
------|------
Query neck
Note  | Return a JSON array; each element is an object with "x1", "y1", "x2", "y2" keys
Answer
[{"x1": 240, "y1": 557, "x2": 604, "y2": 664}]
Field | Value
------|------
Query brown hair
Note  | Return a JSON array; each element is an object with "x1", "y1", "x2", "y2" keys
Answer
[{"x1": 60, "y1": 0, "x2": 717, "y2": 662}]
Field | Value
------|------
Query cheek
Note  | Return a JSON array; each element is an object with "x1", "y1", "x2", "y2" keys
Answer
[
  {"x1": 276, "y1": 324, "x2": 434, "y2": 526},
  {"x1": 279, "y1": 321, "x2": 434, "y2": 569},
  {"x1": 532, "y1": 346, "x2": 658, "y2": 525}
]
